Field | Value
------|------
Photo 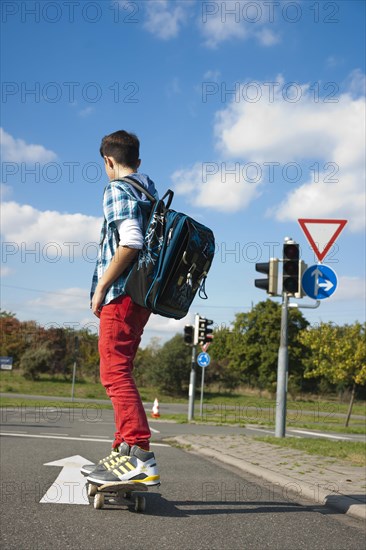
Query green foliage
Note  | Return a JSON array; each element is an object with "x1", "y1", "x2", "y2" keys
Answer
[
  {"x1": 133, "y1": 338, "x2": 161, "y2": 387},
  {"x1": 300, "y1": 322, "x2": 366, "y2": 387},
  {"x1": 149, "y1": 334, "x2": 191, "y2": 396},
  {"x1": 210, "y1": 300, "x2": 309, "y2": 394},
  {"x1": 2, "y1": 308, "x2": 365, "y2": 402},
  {"x1": 0, "y1": 310, "x2": 99, "y2": 380},
  {"x1": 19, "y1": 345, "x2": 54, "y2": 381}
]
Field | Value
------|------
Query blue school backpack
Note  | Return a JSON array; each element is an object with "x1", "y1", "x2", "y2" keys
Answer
[{"x1": 120, "y1": 176, "x2": 215, "y2": 319}]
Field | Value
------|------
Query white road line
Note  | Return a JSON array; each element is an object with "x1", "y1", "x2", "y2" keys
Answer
[
  {"x1": 80, "y1": 434, "x2": 109, "y2": 438},
  {"x1": 78, "y1": 418, "x2": 103, "y2": 422},
  {"x1": 0, "y1": 430, "x2": 27, "y2": 434},
  {"x1": 40, "y1": 432, "x2": 69, "y2": 436},
  {"x1": 289, "y1": 429, "x2": 352, "y2": 441},
  {"x1": 0, "y1": 432, "x2": 170, "y2": 446},
  {"x1": 149, "y1": 427, "x2": 160, "y2": 434},
  {"x1": 245, "y1": 427, "x2": 274, "y2": 435}
]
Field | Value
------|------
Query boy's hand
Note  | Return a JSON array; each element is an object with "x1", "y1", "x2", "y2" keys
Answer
[
  {"x1": 91, "y1": 246, "x2": 138, "y2": 317},
  {"x1": 91, "y1": 285, "x2": 107, "y2": 318}
]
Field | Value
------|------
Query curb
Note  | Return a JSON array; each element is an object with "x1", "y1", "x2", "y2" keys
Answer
[{"x1": 173, "y1": 436, "x2": 366, "y2": 522}]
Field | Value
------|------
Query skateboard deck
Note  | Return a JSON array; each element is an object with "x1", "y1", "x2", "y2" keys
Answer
[{"x1": 87, "y1": 481, "x2": 149, "y2": 511}]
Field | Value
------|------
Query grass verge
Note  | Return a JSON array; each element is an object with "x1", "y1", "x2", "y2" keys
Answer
[{"x1": 254, "y1": 436, "x2": 366, "y2": 467}]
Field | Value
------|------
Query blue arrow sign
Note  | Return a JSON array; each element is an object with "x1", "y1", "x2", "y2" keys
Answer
[
  {"x1": 197, "y1": 352, "x2": 210, "y2": 368},
  {"x1": 302, "y1": 264, "x2": 338, "y2": 300}
]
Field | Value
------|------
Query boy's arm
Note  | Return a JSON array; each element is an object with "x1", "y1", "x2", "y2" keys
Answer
[{"x1": 91, "y1": 246, "x2": 138, "y2": 317}]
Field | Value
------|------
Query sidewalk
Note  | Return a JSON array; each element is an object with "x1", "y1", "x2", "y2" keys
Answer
[{"x1": 171, "y1": 434, "x2": 366, "y2": 521}]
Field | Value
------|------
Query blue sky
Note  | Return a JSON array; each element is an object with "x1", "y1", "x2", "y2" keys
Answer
[{"x1": 1, "y1": 0, "x2": 365, "y2": 344}]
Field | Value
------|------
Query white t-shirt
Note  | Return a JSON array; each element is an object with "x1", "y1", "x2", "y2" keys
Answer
[{"x1": 115, "y1": 218, "x2": 143, "y2": 249}]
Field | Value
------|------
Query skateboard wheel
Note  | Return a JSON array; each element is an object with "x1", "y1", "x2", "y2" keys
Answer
[
  {"x1": 134, "y1": 495, "x2": 146, "y2": 513},
  {"x1": 94, "y1": 493, "x2": 105, "y2": 509},
  {"x1": 88, "y1": 483, "x2": 97, "y2": 497}
]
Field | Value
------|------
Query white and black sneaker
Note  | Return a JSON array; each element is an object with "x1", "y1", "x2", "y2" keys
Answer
[
  {"x1": 80, "y1": 442, "x2": 130, "y2": 476},
  {"x1": 86, "y1": 445, "x2": 160, "y2": 487}
]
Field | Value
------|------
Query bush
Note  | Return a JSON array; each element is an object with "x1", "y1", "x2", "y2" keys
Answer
[{"x1": 20, "y1": 345, "x2": 54, "y2": 381}]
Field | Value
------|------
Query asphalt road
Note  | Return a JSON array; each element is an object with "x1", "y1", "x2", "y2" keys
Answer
[{"x1": 0, "y1": 407, "x2": 365, "y2": 550}]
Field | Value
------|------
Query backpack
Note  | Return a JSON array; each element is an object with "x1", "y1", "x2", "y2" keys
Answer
[{"x1": 120, "y1": 176, "x2": 215, "y2": 319}]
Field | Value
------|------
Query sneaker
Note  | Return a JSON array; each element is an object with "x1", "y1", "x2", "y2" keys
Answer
[
  {"x1": 86, "y1": 445, "x2": 160, "y2": 487},
  {"x1": 80, "y1": 442, "x2": 130, "y2": 476}
]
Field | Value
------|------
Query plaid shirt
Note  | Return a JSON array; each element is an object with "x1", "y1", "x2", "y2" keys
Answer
[{"x1": 90, "y1": 174, "x2": 158, "y2": 306}]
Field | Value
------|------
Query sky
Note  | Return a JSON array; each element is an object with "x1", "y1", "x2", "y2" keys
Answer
[{"x1": 1, "y1": 0, "x2": 365, "y2": 346}]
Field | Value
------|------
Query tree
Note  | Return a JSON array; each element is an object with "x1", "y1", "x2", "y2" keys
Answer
[
  {"x1": 134, "y1": 338, "x2": 161, "y2": 387},
  {"x1": 77, "y1": 329, "x2": 99, "y2": 381},
  {"x1": 210, "y1": 300, "x2": 309, "y2": 395},
  {"x1": 0, "y1": 311, "x2": 46, "y2": 368},
  {"x1": 209, "y1": 326, "x2": 240, "y2": 390},
  {"x1": 300, "y1": 322, "x2": 366, "y2": 426},
  {"x1": 150, "y1": 334, "x2": 191, "y2": 395}
]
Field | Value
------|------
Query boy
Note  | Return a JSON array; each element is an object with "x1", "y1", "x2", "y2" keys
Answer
[{"x1": 81, "y1": 130, "x2": 160, "y2": 487}]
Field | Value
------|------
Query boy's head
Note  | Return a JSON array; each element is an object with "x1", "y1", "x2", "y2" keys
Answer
[{"x1": 100, "y1": 130, "x2": 140, "y2": 171}]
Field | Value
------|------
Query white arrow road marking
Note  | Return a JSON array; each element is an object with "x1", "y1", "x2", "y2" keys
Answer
[{"x1": 40, "y1": 455, "x2": 92, "y2": 505}]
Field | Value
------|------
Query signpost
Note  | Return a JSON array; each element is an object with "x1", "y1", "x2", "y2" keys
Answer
[
  {"x1": 302, "y1": 264, "x2": 338, "y2": 300},
  {"x1": 0, "y1": 357, "x2": 13, "y2": 371},
  {"x1": 197, "y1": 352, "x2": 210, "y2": 368},
  {"x1": 274, "y1": 220, "x2": 347, "y2": 439},
  {"x1": 197, "y1": 352, "x2": 210, "y2": 418}
]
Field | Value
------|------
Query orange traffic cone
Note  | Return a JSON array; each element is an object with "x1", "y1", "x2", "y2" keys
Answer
[{"x1": 151, "y1": 398, "x2": 160, "y2": 418}]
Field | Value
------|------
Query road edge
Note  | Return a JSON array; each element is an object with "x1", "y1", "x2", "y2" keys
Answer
[{"x1": 172, "y1": 435, "x2": 366, "y2": 522}]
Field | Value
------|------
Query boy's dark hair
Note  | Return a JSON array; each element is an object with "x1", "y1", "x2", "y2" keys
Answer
[{"x1": 100, "y1": 130, "x2": 140, "y2": 168}]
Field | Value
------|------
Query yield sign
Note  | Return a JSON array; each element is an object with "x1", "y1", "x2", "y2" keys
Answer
[{"x1": 298, "y1": 219, "x2": 347, "y2": 262}]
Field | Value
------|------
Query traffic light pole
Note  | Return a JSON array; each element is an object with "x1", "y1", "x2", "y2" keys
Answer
[
  {"x1": 188, "y1": 345, "x2": 197, "y2": 421},
  {"x1": 275, "y1": 292, "x2": 289, "y2": 437}
]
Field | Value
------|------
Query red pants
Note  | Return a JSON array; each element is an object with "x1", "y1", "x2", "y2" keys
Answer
[{"x1": 99, "y1": 294, "x2": 151, "y2": 451}]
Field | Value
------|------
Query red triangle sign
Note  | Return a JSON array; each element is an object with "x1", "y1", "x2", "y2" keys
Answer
[{"x1": 298, "y1": 219, "x2": 347, "y2": 262}]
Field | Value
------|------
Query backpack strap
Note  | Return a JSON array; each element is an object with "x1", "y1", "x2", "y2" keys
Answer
[
  {"x1": 121, "y1": 176, "x2": 174, "y2": 209},
  {"x1": 120, "y1": 176, "x2": 157, "y2": 204}
]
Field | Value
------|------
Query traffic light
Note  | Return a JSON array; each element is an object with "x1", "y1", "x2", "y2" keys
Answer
[
  {"x1": 197, "y1": 317, "x2": 214, "y2": 344},
  {"x1": 282, "y1": 242, "x2": 300, "y2": 296},
  {"x1": 183, "y1": 325, "x2": 194, "y2": 346},
  {"x1": 255, "y1": 258, "x2": 279, "y2": 295},
  {"x1": 294, "y1": 260, "x2": 307, "y2": 299}
]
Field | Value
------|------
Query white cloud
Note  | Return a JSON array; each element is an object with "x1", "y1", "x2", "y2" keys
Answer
[
  {"x1": 145, "y1": 314, "x2": 189, "y2": 334},
  {"x1": 27, "y1": 287, "x2": 89, "y2": 312},
  {"x1": 344, "y1": 68, "x2": 366, "y2": 97},
  {"x1": 1, "y1": 200, "x2": 102, "y2": 256},
  {"x1": 172, "y1": 162, "x2": 262, "y2": 212},
  {"x1": 255, "y1": 27, "x2": 281, "y2": 46},
  {"x1": 174, "y1": 73, "x2": 365, "y2": 231},
  {"x1": 326, "y1": 55, "x2": 344, "y2": 69},
  {"x1": 203, "y1": 70, "x2": 221, "y2": 81},
  {"x1": 0, "y1": 183, "x2": 12, "y2": 200},
  {"x1": 143, "y1": 0, "x2": 192, "y2": 40},
  {"x1": 329, "y1": 277, "x2": 366, "y2": 302},
  {"x1": 199, "y1": 0, "x2": 281, "y2": 49},
  {"x1": 0, "y1": 265, "x2": 13, "y2": 277},
  {"x1": 166, "y1": 77, "x2": 182, "y2": 97},
  {"x1": 78, "y1": 106, "x2": 95, "y2": 117},
  {"x1": 0, "y1": 128, "x2": 57, "y2": 163}
]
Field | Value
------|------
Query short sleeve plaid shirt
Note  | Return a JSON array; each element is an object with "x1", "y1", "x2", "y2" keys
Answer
[{"x1": 90, "y1": 174, "x2": 157, "y2": 307}]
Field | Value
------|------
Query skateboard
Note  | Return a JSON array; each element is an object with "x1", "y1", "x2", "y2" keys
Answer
[{"x1": 87, "y1": 481, "x2": 149, "y2": 511}]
